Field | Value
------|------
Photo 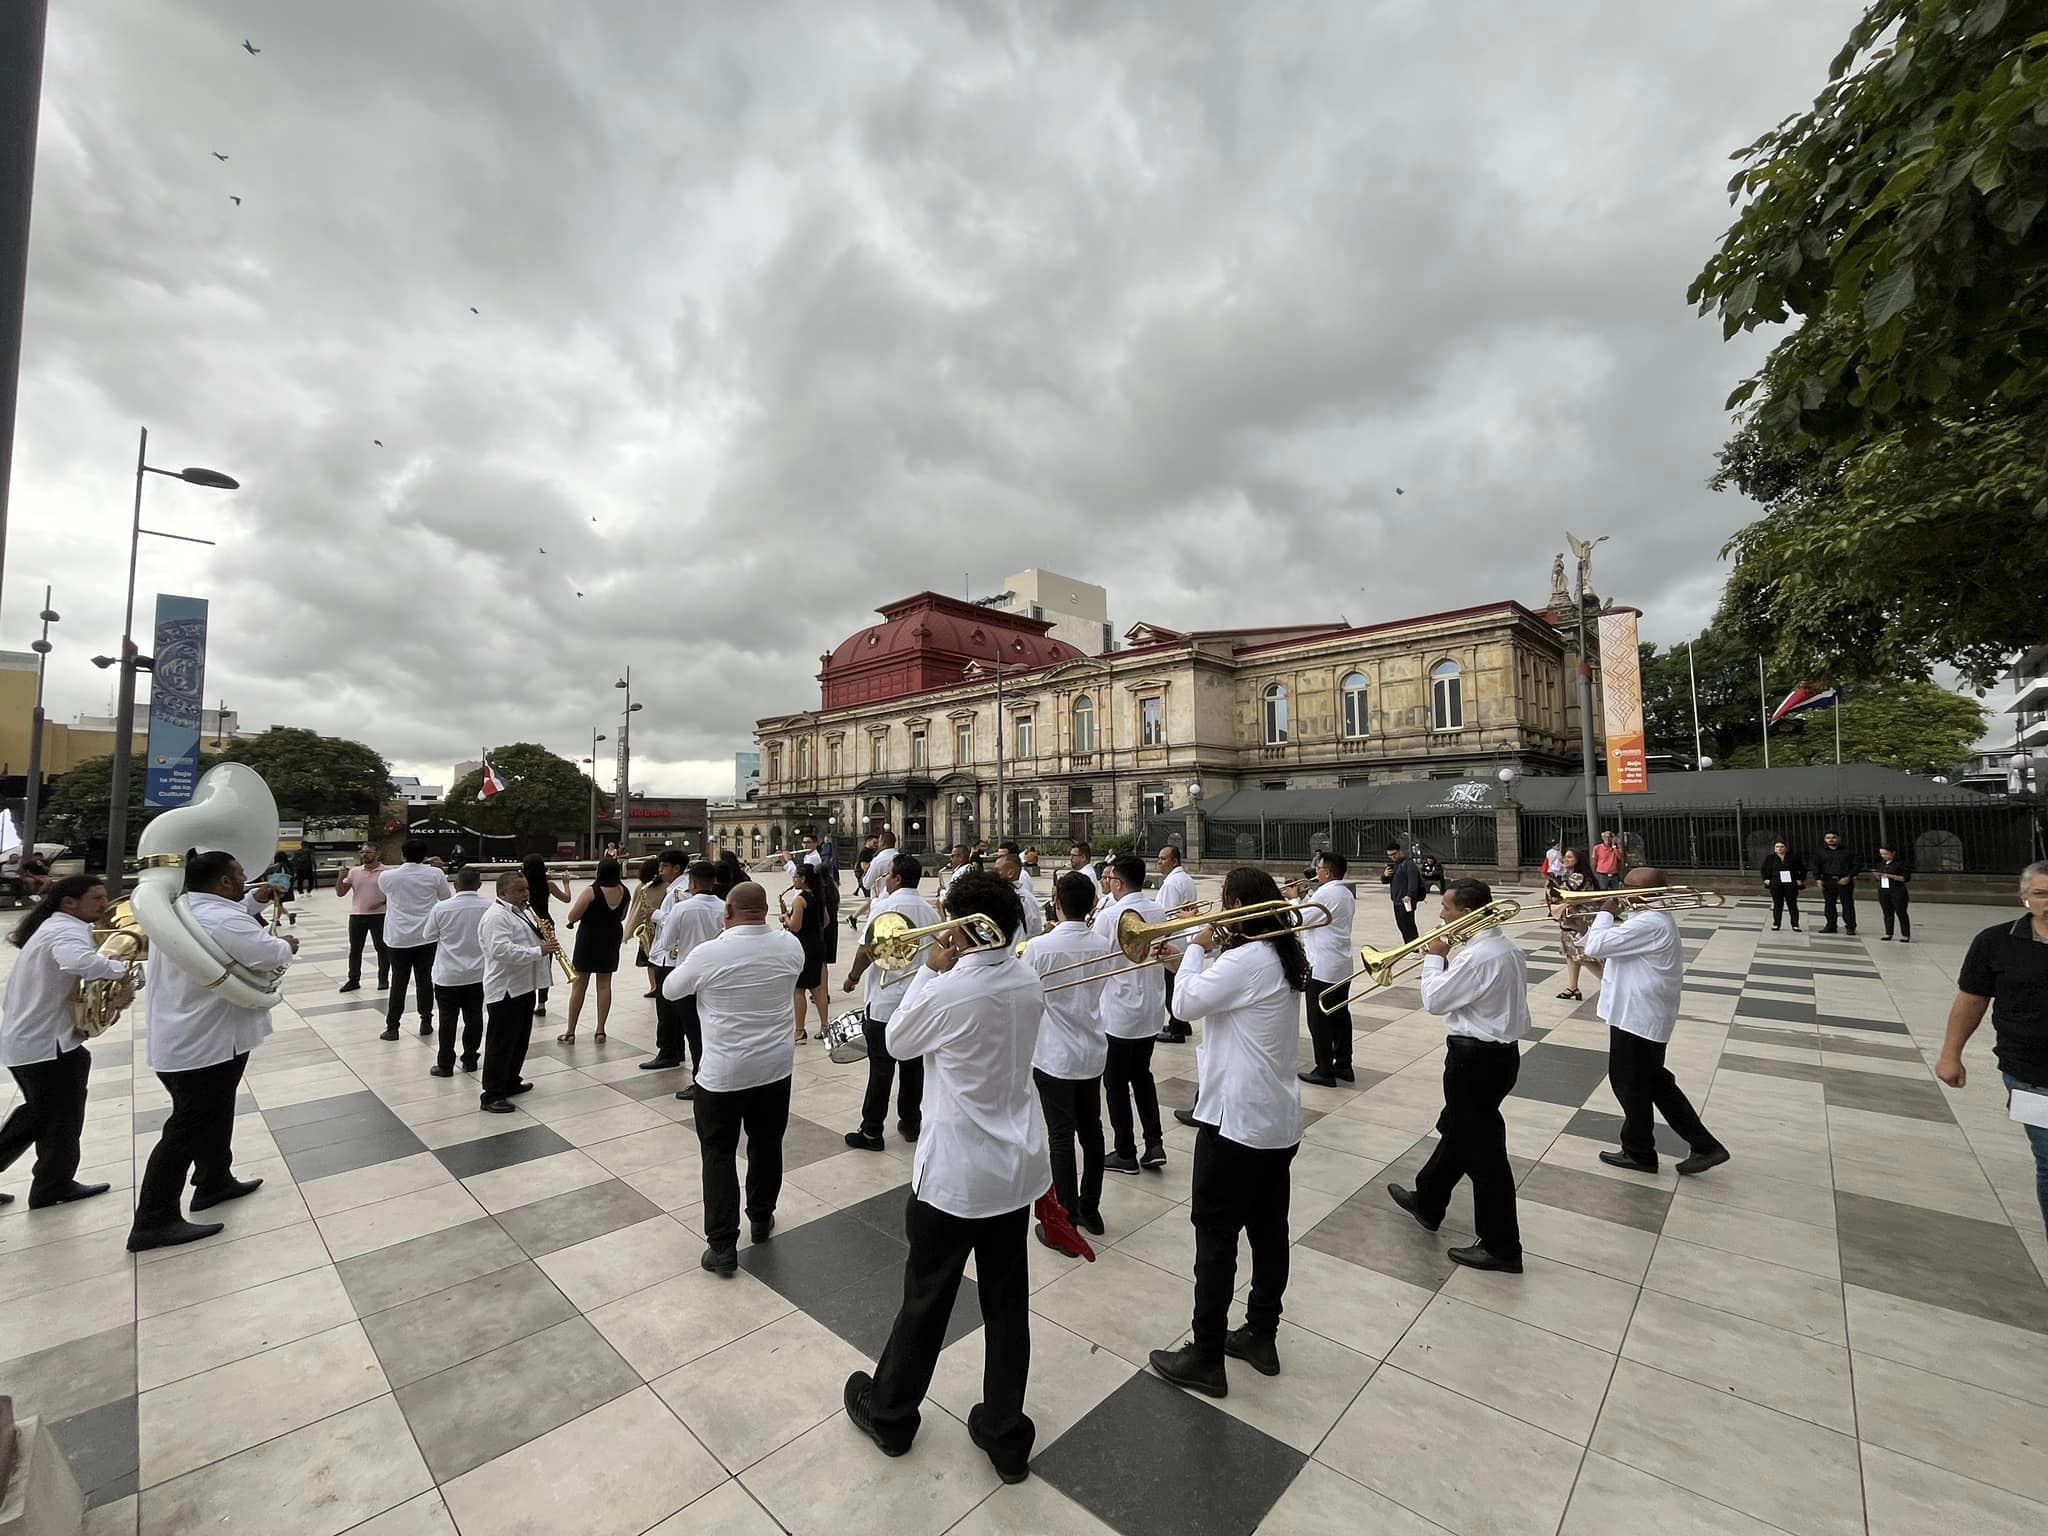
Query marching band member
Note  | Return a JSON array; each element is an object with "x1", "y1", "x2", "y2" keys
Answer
[
  {"x1": 0, "y1": 876, "x2": 128, "y2": 1210},
  {"x1": 995, "y1": 849, "x2": 1043, "y2": 940},
  {"x1": 634, "y1": 850, "x2": 696, "y2": 1074},
  {"x1": 934, "y1": 845, "x2": 971, "y2": 910},
  {"x1": 1148, "y1": 868, "x2": 1310, "y2": 1397},
  {"x1": 1155, "y1": 844, "x2": 1198, "y2": 1043},
  {"x1": 661, "y1": 882, "x2": 806, "y2": 1274},
  {"x1": 659, "y1": 862, "x2": 729, "y2": 1097},
  {"x1": 478, "y1": 869, "x2": 556, "y2": 1113},
  {"x1": 378, "y1": 840, "x2": 452, "y2": 1041},
  {"x1": 129, "y1": 852, "x2": 298, "y2": 1252},
  {"x1": 1389, "y1": 877, "x2": 1529, "y2": 1274},
  {"x1": 1024, "y1": 872, "x2": 1112, "y2": 1242},
  {"x1": 1095, "y1": 855, "x2": 1168, "y2": 1174},
  {"x1": 1299, "y1": 851, "x2": 1358, "y2": 1087},
  {"x1": 844, "y1": 870, "x2": 1047, "y2": 1484},
  {"x1": 1066, "y1": 843, "x2": 1103, "y2": 905},
  {"x1": 424, "y1": 868, "x2": 491, "y2": 1078},
  {"x1": 840, "y1": 855, "x2": 938, "y2": 1150},
  {"x1": 1578, "y1": 868, "x2": 1730, "y2": 1176}
]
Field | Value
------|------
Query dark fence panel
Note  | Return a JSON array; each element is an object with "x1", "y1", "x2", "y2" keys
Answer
[
  {"x1": 1140, "y1": 815, "x2": 1187, "y2": 853},
  {"x1": 1200, "y1": 812, "x2": 1496, "y2": 869}
]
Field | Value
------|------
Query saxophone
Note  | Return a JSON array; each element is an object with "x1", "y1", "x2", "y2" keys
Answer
[
  {"x1": 534, "y1": 914, "x2": 578, "y2": 984},
  {"x1": 73, "y1": 900, "x2": 149, "y2": 1037}
]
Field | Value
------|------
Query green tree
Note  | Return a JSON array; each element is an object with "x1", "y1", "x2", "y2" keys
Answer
[
  {"x1": 442, "y1": 743, "x2": 603, "y2": 852},
  {"x1": 1718, "y1": 679, "x2": 1985, "y2": 775},
  {"x1": 212, "y1": 727, "x2": 395, "y2": 819},
  {"x1": 39, "y1": 749, "x2": 222, "y2": 848},
  {"x1": 1639, "y1": 627, "x2": 1777, "y2": 766}
]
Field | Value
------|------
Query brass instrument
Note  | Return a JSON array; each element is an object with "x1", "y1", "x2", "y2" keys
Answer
[
  {"x1": 1281, "y1": 876, "x2": 1315, "y2": 901},
  {"x1": 864, "y1": 911, "x2": 1008, "y2": 973},
  {"x1": 1042, "y1": 898, "x2": 1334, "y2": 994},
  {"x1": 534, "y1": 913, "x2": 578, "y2": 984},
  {"x1": 1315, "y1": 899, "x2": 1522, "y2": 1010},
  {"x1": 73, "y1": 900, "x2": 148, "y2": 1037},
  {"x1": 1537, "y1": 885, "x2": 1725, "y2": 913}
]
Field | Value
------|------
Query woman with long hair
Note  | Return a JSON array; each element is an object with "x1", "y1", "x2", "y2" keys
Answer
[
  {"x1": 626, "y1": 856, "x2": 663, "y2": 997},
  {"x1": 1547, "y1": 847, "x2": 1594, "y2": 1001},
  {"x1": 784, "y1": 863, "x2": 829, "y2": 1040},
  {"x1": 1, "y1": 876, "x2": 128, "y2": 1209},
  {"x1": 522, "y1": 855, "x2": 572, "y2": 1016},
  {"x1": 561, "y1": 857, "x2": 629, "y2": 1044}
]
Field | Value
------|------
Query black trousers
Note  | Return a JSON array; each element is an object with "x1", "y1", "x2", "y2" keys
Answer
[
  {"x1": 693, "y1": 1074, "x2": 791, "y2": 1248},
  {"x1": 435, "y1": 981, "x2": 484, "y2": 1070},
  {"x1": 869, "y1": 1195, "x2": 1034, "y2": 1464},
  {"x1": 1822, "y1": 881, "x2": 1857, "y2": 933},
  {"x1": 0, "y1": 1045, "x2": 93, "y2": 1202},
  {"x1": 292, "y1": 868, "x2": 314, "y2": 896},
  {"x1": 1878, "y1": 885, "x2": 1911, "y2": 938},
  {"x1": 386, "y1": 943, "x2": 437, "y2": 1028},
  {"x1": 133, "y1": 1053, "x2": 248, "y2": 1228},
  {"x1": 1769, "y1": 885, "x2": 1801, "y2": 928},
  {"x1": 347, "y1": 913, "x2": 389, "y2": 985},
  {"x1": 1161, "y1": 968, "x2": 1189, "y2": 1040},
  {"x1": 1104, "y1": 1034, "x2": 1162, "y2": 1157},
  {"x1": 859, "y1": 1018, "x2": 924, "y2": 1137},
  {"x1": 1035, "y1": 1069, "x2": 1104, "y2": 1221},
  {"x1": 481, "y1": 992, "x2": 536, "y2": 1104},
  {"x1": 1607, "y1": 1028, "x2": 1718, "y2": 1166},
  {"x1": 653, "y1": 968, "x2": 701, "y2": 1069},
  {"x1": 1413, "y1": 1038, "x2": 1521, "y2": 1259},
  {"x1": 1308, "y1": 976, "x2": 1352, "y2": 1074},
  {"x1": 1190, "y1": 1125, "x2": 1296, "y2": 1356},
  {"x1": 1391, "y1": 902, "x2": 1420, "y2": 943}
]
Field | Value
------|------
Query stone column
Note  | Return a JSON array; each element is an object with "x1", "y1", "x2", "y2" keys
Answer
[{"x1": 1495, "y1": 800, "x2": 1522, "y2": 876}]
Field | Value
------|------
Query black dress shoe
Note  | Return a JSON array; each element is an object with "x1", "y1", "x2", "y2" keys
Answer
[
  {"x1": 1173, "y1": 1107, "x2": 1201, "y2": 1129},
  {"x1": 460, "y1": 1056, "x2": 479, "y2": 1071},
  {"x1": 127, "y1": 1218, "x2": 224, "y2": 1252},
  {"x1": 1675, "y1": 1146, "x2": 1732, "y2": 1176},
  {"x1": 419, "y1": 1021, "x2": 433, "y2": 1035},
  {"x1": 844, "y1": 1372, "x2": 910, "y2": 1457},
  {"x1": 508, "y1": 1081, "x2": 534, "y2": 1095},
  {"x1": 0, "y1": 1192, "x2": 13, "y2": 1206},
  {"x1": 750, "y1": 1215, "x2": 775, "y2": 1244},
  {"x1": 966, "y1": 1404, "x2": 1030, "y2": 1485},
  {"x1": 701, "y1": 1243, "x2": 738, "y2": 1276},
  {"x1": 429, "y1": 1064, "x2": 455, "y2": 1078},
  {"x1": 1104, "y1": 1151, "x2": 1141, "y2": 1176},
  {"x1": 27, "y1": 1180, "x2": 112, "y2": 1209},
  {"x1": 481, "y1": 1099, "x2": 517, "y2": 1114},
  {"x1": 1332, "y1": 1067, "x2": 1356, "y2": 1083},
  {"x1": 191, "y1": 1176, "x2": 263, "y2": 1211},
  {"x1": 639, "y1": 1057, "x2": 680, "y2": 1071},
  {"x1": 1388, "y1": 1184, "x2": 1440, "y2": 1231},
  {"x1": 1149, "y1": 1344, "x2": 1227, "y2": 1398},
  {"x1": 338, "y1": 981, "x2": 361, "y2": 993},
  {"x1": 1298, "y1": 1070, "x2": 1337, "y2": 1088},
  {"x1": 1140, "y1": 1141, "x2": 1166, "y2": 1169},
  {"x1": 379, "y1": 1027, "x2": 401, "y2": 1041},
  {"x1": 844, "y1": 1129, "x2": 885, "y2": 1151},
  {"x1": 1447, "y1": 1244, "x2": 1523, "y2": 1273},
  {"x1": 899, "y1": 1121, "x2": 921, "y2": 1142},
  {"x1": 1076, "y1": 1207, "x2": 1105, "y2": 1237},
  {"x1": 1598, "y1": 1149, "x2": 1658, "y2": 1174},
  {"x1": 1224, "y1": 1327, "x2": 1281, "y2": 1377},
  {"x1": 673, "y1": 1083, "x2": 698, "y2": 1101}
]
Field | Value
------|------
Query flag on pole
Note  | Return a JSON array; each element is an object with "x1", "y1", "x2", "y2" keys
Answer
[
  {"x1": 478, "y1": 757, "x2": 509, "y2": 800},
  {"x1": 1769, "y1": 683, "x2": 1839, "y2": 726}
]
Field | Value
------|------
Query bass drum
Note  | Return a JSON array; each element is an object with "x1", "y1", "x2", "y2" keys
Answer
[{"x1": 825, "y1": 1006, "x2": 871, "y2": 1065}]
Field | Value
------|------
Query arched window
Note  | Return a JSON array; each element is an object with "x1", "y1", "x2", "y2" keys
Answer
[
  {"x1": 1341, "y1": 672, "x2": 1369, "y2": 738},
  {"x1": 797, "y1": 740, "x2": 811, "y2": 779},
  {"x1": 1263, "y1": 683, "x2": 1289, "y2": 745},
  {"x1": 1431, "y1": 661, "x2": 1464, "y2": 731},
  {"x1": 1072, "y1": 695, "x2": 1097, "y2": 754}
]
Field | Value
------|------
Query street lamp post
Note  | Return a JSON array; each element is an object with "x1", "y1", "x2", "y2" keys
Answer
[
  {"x1": 1572, "y1": 534, "x2": 1608, "y2": 850},
  {"x1": 20, "y1": 584, "x2": 55, "y2": 851},
  {"x1": 104, "y1": 427, "x2": 238, "y2": 891},
  {"x1": 587, "y1": 730, "x2": 608, "y2": 857},
  {"x1": 614, "y1": 669, "x2": 641, "y2": 854}
]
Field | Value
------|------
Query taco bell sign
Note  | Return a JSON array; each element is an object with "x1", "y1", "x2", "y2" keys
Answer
[{"x1": 144, "y1": 594, "x2": 209, "y2": 807}]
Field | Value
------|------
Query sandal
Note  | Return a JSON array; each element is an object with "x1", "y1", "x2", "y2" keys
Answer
[
  {"x1": 1556, "y1": 988, "x2": 1582, "y2": 1001},
  {"x1": 593, "y1": 1029, "x2": 607, "y2": 1044},
  {"x1": 557, "y1": 1030, "x2": 577, "y2": 1044}
]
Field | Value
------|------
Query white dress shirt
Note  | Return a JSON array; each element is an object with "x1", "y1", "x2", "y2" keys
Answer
[
  {"x1": 1093, "y1": 892, "x2": 1167, "y2": 1039},
  {"x1": 1579, "y1": 909, "x2": 1684, "y2": 1045},
  {"x1": 425, "y1": 891, "x2": 492, "y2": 986},
  {"x1": 1156, "y1": 865, "x2": 1197, "y2": 915},
  {"x1": 144, "y1": 893, "x2": 292, "y2": 1072},
  {"x1": 1175, "y1": 940, "x2": 1304, "y2": 1150},
  {"x1": 661, "y1": 923, "x2": 806, "y2": 1092},
  {"x1": 379, "y1": 862, "x2": 454, "y2": 948},
  {"x1": 864, "y1": 887, "x2": 941, "y2": 1021},
  {"x1": 1025, "y1": 920, "x2": 1110, "y2": 1080},
  {"x1": 480, "y1": 901, "x2": 550, "y2": 1004},
  {"x1": 1302, "y1": 880, "x2": 1357, "y2": 981},
  {"x1": 651, "y1": 890, "x2": 724, "y2": 969},
  {"x1": 1418, "y1": 926, "x2": 1531, "y2": 1043},
  {"x1": 890, "y1": 950, "x2": 1049, "y2": 1219},
  {"x1": 1015, "y1": 876, "x2": 1045, "y2": 939},
  {"x1": 1, "y1": 912, "x2": 130, "y2": 1067},
  {"x1": 866, "y1": 847, "x2": 899, "y2": 893}
]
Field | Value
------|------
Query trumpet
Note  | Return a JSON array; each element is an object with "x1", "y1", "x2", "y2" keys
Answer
[
  {"x1": 865, "y1": 911, "x2": 1009, "y2": 973},
  {"x1": 1315, "y1": 899, "x2": 1522, "y2": 1010},
  {"x1": 1042, "y1": 899, "x2": 1333, "y2": 994}
]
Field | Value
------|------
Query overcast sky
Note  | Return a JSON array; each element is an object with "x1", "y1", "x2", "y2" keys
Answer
[{"x1": 6, "y1": 0, "x2": 1870, "y2": 796}]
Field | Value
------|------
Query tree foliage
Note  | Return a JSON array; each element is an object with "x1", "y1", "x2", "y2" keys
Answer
[
  {"x1": 1639, "y1": 630, "x2": 1767, "y2": 767},
  {"x1": 441, "y1": 743, "x2": 604, "y2": 850},
  {"x1": 1719, "y1": 679, "x2": 1986, "y2": 775},
  {"x1": 39, "y1": 751, "x2": 219, "y2": 846},
  {"x1": 212, "y1": 727, "x2": 394, "y2": 819}
]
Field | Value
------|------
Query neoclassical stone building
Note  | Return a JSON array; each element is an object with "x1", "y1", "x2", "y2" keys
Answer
[{"x1": 743, "y1": 585, "x2": 1603, "y2": 859}]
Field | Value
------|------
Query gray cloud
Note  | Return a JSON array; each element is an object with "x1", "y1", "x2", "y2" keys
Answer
[{"x1": 9, "y1": 0, "x2": 1864, "y2": 792}]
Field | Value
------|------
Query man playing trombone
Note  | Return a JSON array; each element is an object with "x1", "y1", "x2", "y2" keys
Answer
[
  {"x1": 1095, "y1": 854, "x2": 1170, "y2": 1174},
  {"x1": 841, "y1": 854, "x2": 938, "y2": 1150}
]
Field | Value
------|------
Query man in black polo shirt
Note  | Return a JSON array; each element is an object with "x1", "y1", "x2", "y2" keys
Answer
[{"x1": 1936, "y1": 860, "x2": 2048, "y2": 1236}]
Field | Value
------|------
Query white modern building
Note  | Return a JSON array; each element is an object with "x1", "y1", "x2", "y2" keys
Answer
[{"x1": 974, "y1": 568, "x2": 1114, "y2": 656}]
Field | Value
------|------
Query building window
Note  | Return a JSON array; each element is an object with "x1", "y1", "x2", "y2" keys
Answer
[
  {"x1": 767, "y1": 746, "x2": 782, "y2": 782},
  {"x1": 910, "y1": 729, "x2": 927, "y2": 771},
  {"x1": 955, "y1": 721, "x2": 972, "y2": 764},
  {"x1": 1341, "y1": 672, "x2": 1369, "y2": 738},
  {"x1": 1070, "y1": 786, "x2": 1094, "y2": 808},
  {"x1": 1431, "y1": 660, "x2": 1464, "y2": 731},
  {"x1": 869, "y1": 733, "x2": 886, "y2": 774},
  {"x1": 1140, "y1": 783, "x2": 1167, "y2": 818},
  {"x1": 1140, "y1": 696, "x2": 1164, "y2": 747},
  {"x1": 1262, "y1": 683, "x2": 1289, "y2": 745},
  {"x1": 828, "y1": 740, "x2": 842, "y2": 777},
  {"x1": 1016, "y1": 796, "x2": 1041, "y2": 836},
  {"x1": 1261, "y1": 779, "x2": 1288, "y2": 791},
  {"x1": 1014, "y1": 714, "x2": 1035, "y2": 758},
  {"x1": 797, "y1": 740, "x2": 810, "y2": 779},
  {"x1": 1072, "y1": 696, "x2": 1097, "y2": 754}
]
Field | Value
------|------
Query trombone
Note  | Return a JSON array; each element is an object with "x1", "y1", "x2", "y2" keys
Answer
[
  {"x1": 1314, "y1": 899, "x2": 1521, "y2": 1012},
  {"x1": 864, "y1": 910, "x2": 1009, "y2": 974},
  {"x1": 1536, "y1": 885, "x2": 1725, "y2": 912},
  {"x1": 1042, "y1": 899, "x2": 1333, "y2": 994}
]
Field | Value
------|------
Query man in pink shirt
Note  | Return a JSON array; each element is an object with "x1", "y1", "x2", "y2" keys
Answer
[
  {"x1": 1591, "y1": 832, "x2": 1625, "y2": 892},
  {"x1": 335, "y1": 844, "x2": 390, "y2": 994}
]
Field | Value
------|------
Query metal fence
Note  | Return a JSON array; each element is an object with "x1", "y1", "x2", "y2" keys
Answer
[{"x1": 1199, "y1": 812, "x2": 1498, "y2": 870}]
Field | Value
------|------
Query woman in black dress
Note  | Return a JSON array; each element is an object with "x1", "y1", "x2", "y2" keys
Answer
[
  {"x1": 562, "y1": 857, "x2": 629, "y2": 1044},
  {"x1": 784, "y1": 862, "x2": 828, "y2": 1041},
  {"x1": 523, "y1": 856, "x2": 573, "y2": 1016}
]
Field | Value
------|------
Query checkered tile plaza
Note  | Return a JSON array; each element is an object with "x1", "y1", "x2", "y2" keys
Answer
[{"x1": 5, "y1": 873, "x2": 2047, "y2": 1536}]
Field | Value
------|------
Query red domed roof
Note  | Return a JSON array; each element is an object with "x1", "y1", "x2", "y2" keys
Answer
[{"x1": 819, "y1": 593, "x2": 1071, "y2": 710}]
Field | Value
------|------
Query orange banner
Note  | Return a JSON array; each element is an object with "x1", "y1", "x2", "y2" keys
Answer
[{"x1": 1598, "y1": 610, "x2": 1648, "y2": 794}]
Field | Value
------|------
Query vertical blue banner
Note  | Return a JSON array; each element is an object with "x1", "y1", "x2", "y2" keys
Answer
[{"x1": 144, "y1": 594, "x2": 208, "y2": 808}]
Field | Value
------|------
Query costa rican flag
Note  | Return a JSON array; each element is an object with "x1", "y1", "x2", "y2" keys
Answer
[
  {"x1": 478, "y1": 757, "x2": 509, "y2": 800},
  {"x1": 1769, "y1": 683, "x2": 1839, "y2": 726}
]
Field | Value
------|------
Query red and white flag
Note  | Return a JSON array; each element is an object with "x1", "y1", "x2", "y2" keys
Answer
[
  {"x1": 1768, "y1": 683, "x2": 1840, "y2": 727},
  {"x1": 478, "y1": 757, "x2": 509, "y2": 800}
]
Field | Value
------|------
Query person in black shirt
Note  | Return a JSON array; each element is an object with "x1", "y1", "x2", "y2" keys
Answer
[
  {"x1": 1381, "y1": 844, "x2": 1423, "y2": 943},
  {"x1": 1813, "y1": 831, "x2": 1859, "y2": 935},
  {"x1": 1873, "y1": 843, "x2": 1911, "y2": 942},
  {"x1": 1759, "y1": 841, "x2": 1805, "y2": 931},
  {"x1": 1936, "y1": 860, "x2": 2048, "y2": 1236}
]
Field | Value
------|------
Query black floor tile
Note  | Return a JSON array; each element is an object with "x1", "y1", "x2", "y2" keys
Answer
[
  {"x1": 1036, "y1": 1372, "x2": 1306, "y2": 1536},
  {"x1": 806, "y1": 1256, "x2": 977, "y2": 1361},
  {"x1": 337, "y1": 1217, "x2": 528, "y2": 1317},
  {"x1": 1519, "y1": 1162, "x2": 1673, "y2": 1233},
  {"x1": 0, "y1": 1323, "x2": 135, "y2": 1426},
  {"x1": 1719, "y1": 1054, "x2": 1826, "y2": 1085},
  {"x1": 134, "y1": 1093, "x2": 258, "y2": 1133},
  {"x1": 608, "y1": 1069, "x2": 690, "y2": 1102},
  {"x1": 1729, "y1": 1024, "x2": 1820, "y2": 1050},
  {"x1": 836, "y1": 1183, "x2": 916, "y2": 1242},
  {"x1": 1509, "y1": 1043, "x2": 1612, "y2": 1107},
  {"x1": 1817, "y1": 1034, "x2": 1924, "y2": 1062},
  {"x1": 293, "y1": 1000, "x2": 391, "y2": 1019},
  {"x1": 1733, "y1": 997, "x2": 1817, "y2": 1023},
  {"x1": 1749, "y1": 963, "x2": 1819, "y2": 980},
  {"x1": 1565, "y1": 1109, "x2": 1692, "y2": 1162},
  {"x1": 49, "y1": 1393, "x2": 138, "y2": 1507},
  {"x1": 496, "y1": 1179, "x2": 663, "y2": 1258},
  {"x1": 740, "y1": 1205, "x2": 908, "y2": 1307},
  {"x1": 282, "y1": 1126, "x2": 429, "y2": 1183},
  {"x1": 1813, "y1": 1012, "x2": 1910, "y2": 1036},
  {"x1": 1821, "y1": 1066, "x2": 1953, "y2": 1123},
  {"x1": 361, "y1": 1260, "x2": 578, "y2": 1390},
  {"x1": 1300, "y1": 1183, "x2": 1471, "y2": 1292},
  {"x1": 1836, "y1": 1190, "x2": 2048, "y2": 1334},
  {"x1": 767, "y1": 1113, "x2": 862, "y2": 1174},
  {"x1": 270, "y1": 1104, "x2": 413, "y2": 1155},
  {"x1": 431, "y1": 1124, "x2": 575, "y2": 1180}
]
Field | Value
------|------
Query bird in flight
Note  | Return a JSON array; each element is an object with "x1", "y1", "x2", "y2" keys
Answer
[
  {"x1": 1395, "y1": 487, "x2": 1405, "y2": 495},
  {"x1": 469, "y1": 306, "x2": 479, "y2": 315},
  {"x1": 539, "y1": 547, "x2": 547, "y2": 554},
  {"x1": 229, "y1": 195, "x2": 241, "y2": 206},
  {"x1": 212, "y1": 151, "x2": 229, "y2": 161},
  {"x1": 242, "y1": 39, "x2": 260, "y2": 55},
  {"x1": 373, "y1": 439, "x2": 383, "y2": 447}
]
